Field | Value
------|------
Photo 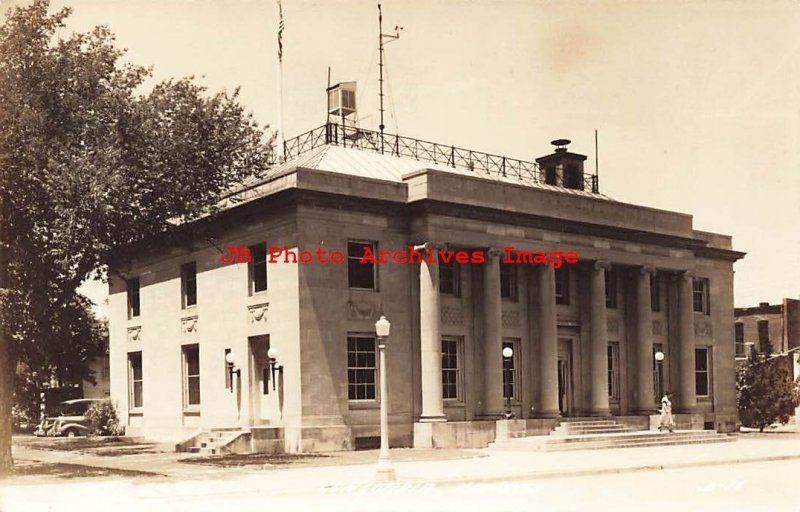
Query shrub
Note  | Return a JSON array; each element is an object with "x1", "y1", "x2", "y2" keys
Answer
[
  {"x1": 736, "y1": 340, "x2": 800, "y2": 432},
  {"x1": 85, "y1": 401, "x2": 122, "y2": 436}
]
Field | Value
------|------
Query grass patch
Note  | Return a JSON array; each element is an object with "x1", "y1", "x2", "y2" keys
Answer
[
  {"x1": 19, "y1": 436, "x2": 131, "y2": 451},
  {"x1": 92, "y1": 445, "x2": 159, "y2": 457},
  {"x1": 13, "y1": 460, "x2": 163, "y2": 479},
  {"x1": 17, "y1": 436, "x2": 159, "y2": 454},
  {"x1": 179, "y1": 452, "x2": 330, "y2": 467},
  {"x1": 179, "y1": 448, "x2": 482, "y2": 469}
]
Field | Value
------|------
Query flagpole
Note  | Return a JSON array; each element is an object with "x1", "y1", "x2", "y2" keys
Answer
[{"x1": 276, "y1": 0, "x2": 285, "y2": 162}]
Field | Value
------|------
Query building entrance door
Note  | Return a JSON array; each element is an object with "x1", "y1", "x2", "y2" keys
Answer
[
  {"x1": 557, "y1": 338, "x2": 573, "y2": 416},
  {"x1": 248, "y1": 335, "x2": 275, "y2": 425}
]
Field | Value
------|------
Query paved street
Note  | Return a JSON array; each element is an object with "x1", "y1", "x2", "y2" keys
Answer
[
  {"x1": 3, "y1": 436, "x2": 800, "y2": 512},
  {"x1": 2, "y1": 457, "x2": 797, "y2": 512}
]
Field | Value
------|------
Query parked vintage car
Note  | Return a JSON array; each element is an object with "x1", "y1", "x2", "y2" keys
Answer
[{"x1": 34, "y1": 398, "x2": 108, "y2": 437}]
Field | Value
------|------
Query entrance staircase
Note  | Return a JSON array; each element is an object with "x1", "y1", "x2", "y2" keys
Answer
[
  {"x1": 182, "y1": 428, "x2": 248, "y2": 456},
  {"x1": 490, "y1": 418, "x2": 733, "y2": 452}
]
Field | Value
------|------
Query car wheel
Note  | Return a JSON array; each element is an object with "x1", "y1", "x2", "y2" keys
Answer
[{"x1": 65, "y1": 429, "x2": 77, "y2": 438}]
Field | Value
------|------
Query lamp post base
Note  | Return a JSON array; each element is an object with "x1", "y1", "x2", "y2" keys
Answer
[{"x1": 375, "y1": 457, "x2": 397, "y2": 482}]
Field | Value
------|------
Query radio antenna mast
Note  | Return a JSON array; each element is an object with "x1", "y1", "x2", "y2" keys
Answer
[{"x1": 378, "y1": 4, "x2": 401, "y2": 154}]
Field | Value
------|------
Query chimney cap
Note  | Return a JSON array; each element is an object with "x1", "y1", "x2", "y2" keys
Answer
[{"x1": 551, "y1": 139, "x2": 571, "y2": 153}]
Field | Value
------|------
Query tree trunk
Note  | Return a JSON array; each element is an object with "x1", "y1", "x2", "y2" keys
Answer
[{"x1": 0, "y1": 198, "x2": 14, "y2": 477}]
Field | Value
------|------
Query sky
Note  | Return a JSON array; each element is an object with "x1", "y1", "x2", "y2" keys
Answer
[{"x1": 3, "y1": 0, "x2": 799, "y2": 315}]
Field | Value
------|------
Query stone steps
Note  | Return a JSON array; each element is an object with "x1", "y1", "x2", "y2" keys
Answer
[
  {"x1": 543, "y1": 431, "x2": 732, "y2": 452},
  {"x1": 489, "y1": 416, "x2": 733, "y2": 452},
  {"x1": 185, "y1": 429, "x2": 246, "y2": 455}
]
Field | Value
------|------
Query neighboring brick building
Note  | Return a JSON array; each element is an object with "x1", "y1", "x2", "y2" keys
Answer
[
  {"x1": 734, "y1": 299, "x2": 800, "y2": 359},
  {"x1": 108, "y1": 122, "x2": 745, "y2": 451}
]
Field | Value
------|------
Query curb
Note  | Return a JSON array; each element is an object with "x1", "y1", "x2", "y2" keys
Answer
[{"x1": 423, "y1": 453, "x2": 800, "y2": 488}]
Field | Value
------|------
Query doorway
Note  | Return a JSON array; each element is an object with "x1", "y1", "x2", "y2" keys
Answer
[
  {"x1": 557, "y1": 338, "x2": 574, "y2": 417},
  {"x1": 248, "y1": 335, "x2": 274, "y2": 425}
]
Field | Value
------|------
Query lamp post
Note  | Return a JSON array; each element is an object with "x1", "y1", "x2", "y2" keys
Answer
[
  {"x1": 225, "y1": 351, "x2": 241, "y2": 392},
  {"x1": 502, "y1": 346, "x2": 514, "y2": 419},
  {"x1": 375, "y1": 315, "x2": 396, "y2": 482},
  {"x1": 654, "y1": 351, "x2": 665, "y2": 400},
  {"x1": 267, "y1": 348, "x2": 283, "y2": 391}
]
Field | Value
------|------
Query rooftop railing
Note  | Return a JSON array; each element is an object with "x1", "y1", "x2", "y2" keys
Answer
[{"x1": 282, "y1": 123, "x2": 600, "y2": 193}]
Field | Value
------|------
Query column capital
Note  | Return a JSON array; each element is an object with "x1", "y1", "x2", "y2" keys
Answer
[
  {"x1": 412, "y1": 241, "x2": 446, "y2": 253},
  {"x1": 485, "y1": 247, "x2": 505, "y2": 259},
  {"x1": 639, "y1": 265, "x2": 657, "y2": 276},
  {"x1": 593, "y1": 259, "x2": 612, "y2": 271}
]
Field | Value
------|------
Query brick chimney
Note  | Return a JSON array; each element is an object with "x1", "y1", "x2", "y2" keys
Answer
[{"x1": 535, "y1": 139, "x2": 587, "y2": 190}]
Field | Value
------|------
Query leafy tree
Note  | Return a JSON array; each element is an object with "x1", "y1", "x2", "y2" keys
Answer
[
  {"x1": 0, "y1": 1, "x2": 273, "y2": 476},
  {"x1": 736, "y1": 339, "x2": 800, "y2": 432}
]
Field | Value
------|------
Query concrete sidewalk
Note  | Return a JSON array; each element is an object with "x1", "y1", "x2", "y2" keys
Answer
[{"x1": 8, "y1": 435, "x2": 800, "y2": 492}]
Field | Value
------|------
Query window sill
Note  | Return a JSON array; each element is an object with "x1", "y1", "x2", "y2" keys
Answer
[
  {"x1": 182, "y1": 305, "x2": 197, "y2": 312},
  {"x1": 128, "y1": 410, "x2": 143, "y2": 416},
  {"x1": 443, "y1": 401, "x2": 466, "y2": 407},
  {"x1": 348, "y1": 400, "x2": 379, "y2": 410},
  {"x1": 183, "y1": 409, "x2": 201, "y2": 416}
]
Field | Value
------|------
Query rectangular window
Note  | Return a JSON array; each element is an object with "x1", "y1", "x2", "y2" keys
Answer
[
  {"x1": 502, "y1": 339, "x2": 520, "y2": 400},
  {"x1": 182, "y1": 345, "x2": 200, "y2": 409},
  {"x1": 695, "y1": 347, "x2": 710, "y2": 397},
  {"x1": 439, "y1": 260, "x2": 460, "y2": 296},
  {"x1": 127, "y1": 277, "x2": 140, "y2": 319},
  {"x1": 500, "y1": 263, "x2": 518, "y2": 301},
  {"x1": 101, "y1": 358, "x2": 110, "y2": 380},
  {"x1": 347, "y1": 335, "x2": 376, "y2": 400},
  {"x1": 181, "y1": 262, "x2": 197, "y2": 308},
  {"x1": 607, "y1": 343, "x2": 620, "y2": 400},
  {"x1": 653, "y1": 343, "x2": 664, "y2": 403},
  {"x1": 605, "y1": 270, "x2": 617, "y2": 309},
  {"x1": 250, "y1": 243, "x2": 268, "y2": 294},
  {"x1": 650, "y1": 273, "x2": 661, "y2": 312},
  {"x1": 441, "y1": 337, "x2": 462, "y2": 401},
  {"x1": 555, "y1": 267, "x2": 570, "y2": 305},
  {"x1": 348, "y1": 241, "x2": 377, "y2": 290},
  {"x1": 128, "y1": 352, "x2": 143, "y2": 410},
  {"x1": 692, "y1": 278, "x2": 710, "y2": 314},
  {"x1": 735, "y1": 323, "x2": 745, "y2": 358},
  {"x1": 757, "y1": 320, "x2": 769, "y2": 353}
]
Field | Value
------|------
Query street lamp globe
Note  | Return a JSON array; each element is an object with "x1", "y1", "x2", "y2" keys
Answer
[
  {"x1": 225, "y1": 351, "x2": 237, "y2": 366},
  {"x1": 375, "y1": 315, "x2": 391, "y2": 338},
  {"x1": 502, "y1": 346, "x2": 514, "y2": 358},
  {"x1": 267, "y1": 347, "x2": 278, "y2": 360},
  {"x1": 655, "y1": 351, "x2": 665, "y2": 362}
]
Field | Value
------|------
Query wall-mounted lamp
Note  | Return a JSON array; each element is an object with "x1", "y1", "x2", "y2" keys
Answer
[
  {"x1": 502, "y1": 346, "x2": 514, "y2": 419},
  {"x1": 267, "y1": 347, "x2": 283, "y2": 391},
  {"x1": 226, "y1": 350, "x2": 241, "y2": 392}
]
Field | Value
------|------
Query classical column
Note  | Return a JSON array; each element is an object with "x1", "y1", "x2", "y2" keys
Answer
[
  {"x1": 589, "y1": 260, "x2": 611, "y2": 416},
  {"x1": 634, "y1": 266, "x2": 655, "y2": 413},
  {"x1": 481, "y1": 248, "x2": 504, "y2": 418},
  {"x1": 676, "y1": 270, "x2": 697, "y2": 413},
  {"x1": 537, "y1": 265, "x2": 560, "y2": 418},
  {"x1": 418, "y1": 243, "x2": 445, "y2": 421}
]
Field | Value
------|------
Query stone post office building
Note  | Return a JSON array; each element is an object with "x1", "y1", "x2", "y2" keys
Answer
[{"x1": 108, "y1": 125, "x2": 744, "y2": 451}]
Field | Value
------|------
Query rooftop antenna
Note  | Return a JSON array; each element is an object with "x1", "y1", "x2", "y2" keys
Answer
[
  {"x1": 378, "y1": 3, "x2": 402, "y2": 154},
  {"x1": 594, "y1": 129, "x2": 599, "y2": 192}
]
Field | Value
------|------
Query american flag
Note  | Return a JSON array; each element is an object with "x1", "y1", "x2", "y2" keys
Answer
[{"x1": 277, "y1": 0, "x2": 284, "y2": 62}]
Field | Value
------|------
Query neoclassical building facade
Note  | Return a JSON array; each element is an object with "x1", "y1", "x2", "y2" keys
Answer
[{"x1": 108, "y1": 135, "x2": 744, "y2": 451}]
